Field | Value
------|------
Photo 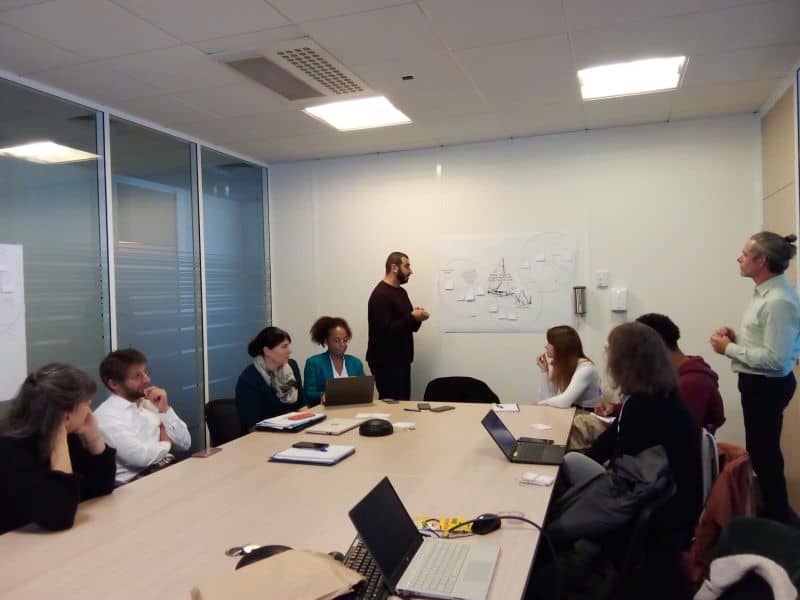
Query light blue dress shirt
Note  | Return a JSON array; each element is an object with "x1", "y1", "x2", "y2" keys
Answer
[{"x1": 725, "y1": 274, "x2": 800, "y2": 377}]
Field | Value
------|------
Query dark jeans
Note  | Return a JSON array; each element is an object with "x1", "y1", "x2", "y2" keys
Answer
[
  {"x1": 738, "y1": 371, "x2": 796, "y2": 523},
  {"x1": 370, "y1": 363, "x2": 411, "y2": 400}
]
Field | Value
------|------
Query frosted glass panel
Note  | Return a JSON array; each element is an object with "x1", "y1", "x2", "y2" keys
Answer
[
  {"x1": 201, "y1": 149, "x2": 268, "y2": 400},
  {"x1": 0, "y1": 78, "x2": 108, "y2": 407},
  {"x1": 110, "y1": 118, "x2": 204, "y2": 449}
]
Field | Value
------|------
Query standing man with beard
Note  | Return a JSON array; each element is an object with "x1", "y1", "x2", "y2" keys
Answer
[
  {"x1": 367, "y1": 252, "x2": 430, "y2": 400},
  {"x1": 95, "y1": 348, "x2": 191, "y2": 485}
]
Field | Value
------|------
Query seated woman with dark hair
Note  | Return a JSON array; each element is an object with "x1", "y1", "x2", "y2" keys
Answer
[
  {"x1": 0, "y1": 363, "x2": 116, "y2": 534},
  {"x1": 304, "y1": 316, "x2": 366, "y2": 406},
  {"x1": 552, "y1": 322, "x2": 703, "y2": 548},
  {"x1": 235, "y1": 326, "x2": 308, "y2": 432}
]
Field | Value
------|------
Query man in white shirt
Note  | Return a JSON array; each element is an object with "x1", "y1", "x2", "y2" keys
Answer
[{"x1": 95, "y1": 348, "x2": 191, "y2": 485}]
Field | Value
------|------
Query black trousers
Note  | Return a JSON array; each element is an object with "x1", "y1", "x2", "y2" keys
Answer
[
  {"x1": 738, "y1": 371, "x2": 796, "y2": 522},
  {"x1": 369, "y1": 363, "x2": 411, "y2": 400}
]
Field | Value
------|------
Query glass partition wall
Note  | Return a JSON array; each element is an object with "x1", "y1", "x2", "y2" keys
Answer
[
  {"x1": 0, "y1": 79, "x2": 109, "y2": 407},
  {"x1": 0, "y1": 76, "x2": 269, "y2": 446}
]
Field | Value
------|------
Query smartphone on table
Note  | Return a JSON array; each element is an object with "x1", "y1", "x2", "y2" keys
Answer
[{"x1": 430, "y1": 405, "x2": 455, "y2": 413}]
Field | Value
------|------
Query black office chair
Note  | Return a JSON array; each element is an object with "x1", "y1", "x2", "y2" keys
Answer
[
  {"x1": 205, "y1": 399, "x2": 244, "y2": 446},
  {"x1": 611, "y1": 480, "x2": 691, "y2": 599},
  {"x1": 423, "y1": 377, "x2": 499, "y2": 403}
]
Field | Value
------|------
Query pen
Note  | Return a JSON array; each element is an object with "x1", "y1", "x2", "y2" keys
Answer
[{"x1": 404, "y1": 408, "x2": 421, "y2": 412}]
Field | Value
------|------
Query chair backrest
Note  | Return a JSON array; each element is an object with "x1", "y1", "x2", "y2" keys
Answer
[
  {"x1": 205, "y1": 399, "x2": 244, "y2": 446},
  {"x1": 423, "y1": 377, "x2": 499, "y2": 403},
  {"x1": 701, "y1": 428, "x2": 720, "y2": 507}
]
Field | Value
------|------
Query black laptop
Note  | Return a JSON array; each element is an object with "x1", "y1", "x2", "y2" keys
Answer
[{"x1": 481, "y1": 410, "x2": 565, "y2": 465}]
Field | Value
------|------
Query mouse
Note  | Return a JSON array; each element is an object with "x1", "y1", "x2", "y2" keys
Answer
[
  {"x1": 235, "y1": 544, "x2": 292, "y2": 569},
  {"x1": 328, "y1": 551, "x2": 345, "y2": 562},
  {"x1": 359, "y1": 418, "x2": 393, "y2": 437},
  {"x1": 471, "y1": 513, "x2": 501, "y2": 535}
]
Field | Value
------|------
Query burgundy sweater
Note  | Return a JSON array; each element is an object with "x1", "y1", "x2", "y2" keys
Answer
[{"x1": 366, "y1": 281, "x2": 421, "y2": 367}]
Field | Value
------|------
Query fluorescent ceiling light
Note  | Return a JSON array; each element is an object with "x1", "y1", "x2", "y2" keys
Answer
[
  {"x1": 303, "y1": 96, "x2": 411, "y2": 131},
  {"x1": 0, "y1": 141, "x2": 100, "y2": 164},
  {"x1": 578, "y1": 56, "x2": 687, "y2": 101}
]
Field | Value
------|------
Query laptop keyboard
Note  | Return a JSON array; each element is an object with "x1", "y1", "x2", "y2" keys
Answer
[
  {"x1": 343, "y1": 537, "x2": 388, "y2": 600},
  {"x1": 404, "y1": 540, "x2": 469, "y2": 595}
]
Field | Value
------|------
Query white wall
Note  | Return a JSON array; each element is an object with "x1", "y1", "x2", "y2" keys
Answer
[{"x1": 269, "y1": 114, "x2": 761, "y2": 446}]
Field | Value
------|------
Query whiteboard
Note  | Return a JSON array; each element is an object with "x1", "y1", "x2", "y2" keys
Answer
[
  {"x1": 0, "y1": 244, "x2": 26, "y2": 402},
  {"x1": 438, "y1": 233, "x2": 577, "y2": 332}
]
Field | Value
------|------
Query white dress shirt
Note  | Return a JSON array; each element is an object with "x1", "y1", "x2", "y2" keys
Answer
[
  {"x1": 330, "y1": 355, "x2": 349, "y2": 379},
  {"x1": 95, "y1": 393, "x2": 191, "y2": 483}
]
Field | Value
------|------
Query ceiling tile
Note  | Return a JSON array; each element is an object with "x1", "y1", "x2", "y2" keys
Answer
[
  {"x1": 191, "y1": 25, "x2": 305, "y2": 55},
  {"x1": 457, "y1": 35, "x2": 579, "y2": 105},
  {"x1": 349, "y1": 50, "x2": 488, "y2": 117},
  {"x1": 584, "y1": 92, "x2": 672, "y2": 129},
  {"x1": 0, "y1": 22, "x2": 86, "y2": 74},
  {"x1": 300, "y1": 4, "x2": 444, "y2": 65},
  {"x1": 420, "y1": 0, "x2": 566, "y2": 50},
  {"x1": 669, "y1": 77, "x2": 781, "y2": 119},
  {"x1": 498, "y1": 100, "x2": 587, "y2": 136},
  {"x1": 693, "y1": 0, "x2": 800, "y2": 54},
  {"x1": 683, "y1": 44, "x2": 800, "y2": 87},
  {"x1": 569, "y1": 13, "x2": 699, "y2": 68},
  {"x1": 29, "y1": 61, "x2": 163, "y2": 105},
  {"x1": 98, "y1": 45, "x2": 245, "y2": 93},
  {"x1": 266, "y1": 0, "x2": 408, "y2": 23},
  {"x1": 0, "y1": 0, "x2": 180, "y2": 59},
  {"x1": 112, "y1": 0, "x2": 288, "y2": 42},
  {"x1": 170, "y1": 81, "x2": 290, "y2": 119},
  {"x1": 0, "y1": 0, "x2": 52, "y2": 11},
  {"x1": 178, "y1": 110, "x2": 331, "y2": 144},
  {"x1": 119, "y1": 93, "x2": 221, "y2": 126},
  {"x1": 563, "y1": 0, "x2": 767, "y2": 32}
]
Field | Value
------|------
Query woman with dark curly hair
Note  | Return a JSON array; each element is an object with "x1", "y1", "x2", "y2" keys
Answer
[{"x1": 304, "y1": 316, "x2": 365, "y2": 405}]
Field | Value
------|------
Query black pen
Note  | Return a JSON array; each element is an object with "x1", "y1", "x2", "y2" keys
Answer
[{"x1": 404, "y1": 408, "x2": 421, "y2": 412}]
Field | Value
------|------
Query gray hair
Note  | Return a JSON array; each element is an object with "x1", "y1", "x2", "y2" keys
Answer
[{"x1": 751, "y1": 231, "x2": 798, "y2": 274}]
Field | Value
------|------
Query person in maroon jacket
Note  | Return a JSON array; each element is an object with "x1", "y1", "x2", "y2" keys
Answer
[
  {"x1": 366, "y1": 251, "x2": 430, "y2": 399},
  {"x1": 637, "y1": 313, "x2": 726, "y2": 433}
]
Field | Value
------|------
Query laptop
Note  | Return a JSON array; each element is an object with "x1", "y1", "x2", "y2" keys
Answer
[
  {"x1": 481, "y1": 410, "x2": 566, "y2": 465},
  {"x1": 325, "y1": 375, "x2": 375, "y2": 407},
  {"x1": 348, "y1": 477, "x2": 500, "y2": 600},
  {"x1": 306, "y1": 417, "x2": 365, "y2": 435}
]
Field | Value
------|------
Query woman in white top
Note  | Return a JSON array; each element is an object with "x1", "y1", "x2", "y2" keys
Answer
[{"x1": 536, "y1": 325, "x2": 601, "y2": 409}]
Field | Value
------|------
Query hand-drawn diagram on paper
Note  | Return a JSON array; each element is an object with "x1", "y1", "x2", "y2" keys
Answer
[{"x1": 438, "y1": 234, "x2": 577, "y2": 332}]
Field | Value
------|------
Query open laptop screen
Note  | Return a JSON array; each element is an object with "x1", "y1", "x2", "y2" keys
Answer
[
  {"x1": 349, "y1": 477, "x2": 423, "y2": 587},
  {"x1": 481, "y1": 410, "x2": 517, "y2": 456}
]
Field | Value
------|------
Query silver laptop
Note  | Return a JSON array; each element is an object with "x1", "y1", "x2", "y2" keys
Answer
[
  {"x1": 325, "y1": 375, "x2": 375, "y2": 407},
  {"x1": 348, "y1": 477, "x2": 500, "y2": 600},
  {"x1": 306, "y1": 417, "x2": 365, "y2": 435}
]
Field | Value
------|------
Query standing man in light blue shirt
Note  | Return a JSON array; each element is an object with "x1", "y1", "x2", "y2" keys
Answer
[{"x1": 711, "y1": 231, "x2": 800, "y2": 525}]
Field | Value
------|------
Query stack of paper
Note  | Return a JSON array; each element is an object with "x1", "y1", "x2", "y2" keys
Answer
[
  {"x1": 270, "y1": 445, "x2": 355, "y2": 466},
  {"x1": 255, "y1": 411, "x2": 326, "y2": 431},
  {"x1": 492, "y1": 403, "x2": 520, "y2": 412}
]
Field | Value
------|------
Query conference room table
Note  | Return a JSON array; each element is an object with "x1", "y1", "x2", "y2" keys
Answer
[{"x1": 0, "y1": 401, "x2": 575, "y2": 599}]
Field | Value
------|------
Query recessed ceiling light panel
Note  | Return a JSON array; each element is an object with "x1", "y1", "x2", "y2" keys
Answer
[
  {"x1": 0, "y1": 141, "x2": 99, "y2": 164},
  {"x1": 303, "y1": 96, "x2": 411, "y2": 131},
  {"x1": 578, "y1": 56, "x2": 687, "y2": 101}
]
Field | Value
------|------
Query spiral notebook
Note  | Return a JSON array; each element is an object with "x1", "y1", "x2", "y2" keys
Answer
[{"x1": 269, "y1": 444, "x2": 355, "y2": 466}]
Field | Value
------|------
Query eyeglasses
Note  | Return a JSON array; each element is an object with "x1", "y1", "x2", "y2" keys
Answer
[{"x1": 329, "y1": 337, "x2": 350, "y2": 345}]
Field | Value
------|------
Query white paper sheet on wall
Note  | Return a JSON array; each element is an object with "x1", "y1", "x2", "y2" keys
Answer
[
  {"x1": 0, "y1": 244, "x2": 26, "y2": 402},
  {"x1": 438, "y1": 233, "x2": 577, "y2": 332}
]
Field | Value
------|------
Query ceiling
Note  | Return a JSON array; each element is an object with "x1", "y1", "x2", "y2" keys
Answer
[{"x1": 0, "y1": 0, "x2": 798, "y2": 164}]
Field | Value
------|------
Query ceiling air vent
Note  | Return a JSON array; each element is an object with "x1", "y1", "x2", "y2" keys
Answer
[{"x1": 218, "y1": 38, "x2": 371, "y2": 102}]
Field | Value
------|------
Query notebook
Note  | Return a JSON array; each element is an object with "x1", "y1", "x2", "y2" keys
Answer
[
  {"x1": 325, "y1": 376, "x2": 375, "y2": 407},
  {"x1": 269, "y1": 444, "x2": 355, "y2": 466},
  {"x1": 348, "y1": 477, "x2": 500, "y2": 600},
  {"x1": 481, "y1": 410, "x2": 565, "y2": 465},
  {"x1": 307, "y1": 417, "x2": 365, "y2": 435},
  {"x1": 254, "y1": 411, "x2": 326, "y2": 432}
]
